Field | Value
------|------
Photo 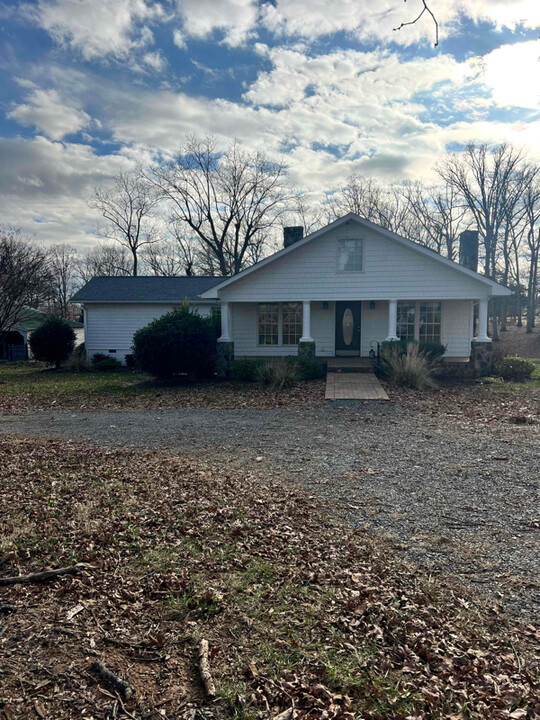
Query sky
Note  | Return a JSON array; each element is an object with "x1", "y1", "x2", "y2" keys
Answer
[{"x1": 0, "y1": 0, "x2": 539, "y2": 249}]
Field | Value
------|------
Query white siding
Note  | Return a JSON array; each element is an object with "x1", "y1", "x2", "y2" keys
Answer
[
  {"x1": 85, "y1": 302, "x2": 211, "y2": 363},
  {"x1": 219, "y1": 225, "x2": 489, "y2": 303},
  {"x1": 361, "y1": 301, "x2": 388, "y2": 356},
  {"x1": 232, "y1": 299, "x2": 473, "y2": 359},
  {"x1": 232, "y1": 302, "x2": 335, "y2": 358},
  {"x1": 442, "y1": 300, "x2": 473, "y2": 358}
]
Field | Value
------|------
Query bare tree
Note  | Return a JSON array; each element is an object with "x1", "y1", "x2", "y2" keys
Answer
[
  {"x1": 0, "y1": 229, "x2": 51, "y2": 331},
  {"x1": 46, "y1": 244, "x2": 79, "y2": 319},
  {"x1": 75, "y1": 244, "x2": 132, "y2": 285},
  {"x1": 394, "y1": 0, "x2": 439, "y2": 46},
  {"x1": 520, "y1": 170, "x2": 540, "y2": 332},
  {"x1": 437, "y1": 143, "x2": 526, "y2": 338},
  {"x1": 328, "y1": 175, "x2": 414, "y2": 236},
  {"x1": 402, "y1": 182, "x2": 469, "y2": 259},
  {"x1": 89, "y1": 171, "x2": 160, "y2": 276},
  {"x1": 148, "y1": 136, "x2": 294, "y2": 276}
]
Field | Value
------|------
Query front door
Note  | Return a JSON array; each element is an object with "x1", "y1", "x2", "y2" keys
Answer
[{"x1": 335, "y1": 302, "x2": 361, "y2": 356}]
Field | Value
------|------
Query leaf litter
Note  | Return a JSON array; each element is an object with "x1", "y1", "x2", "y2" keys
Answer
[{"x1": 0, "y1": 435, "x2": 538, "y2": 719}]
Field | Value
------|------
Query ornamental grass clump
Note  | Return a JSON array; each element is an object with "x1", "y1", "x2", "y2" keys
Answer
[
  {"x1": 257, "y1": 359, "x2": 297, "y2": 391},
  {"x1": 381, "y1": 341, "x2": 437, "y2": 389}
]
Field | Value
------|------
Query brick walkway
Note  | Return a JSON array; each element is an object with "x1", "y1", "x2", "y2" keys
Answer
[{"x1": 325, "y1": 371, "x2": 389, "y2": 400}]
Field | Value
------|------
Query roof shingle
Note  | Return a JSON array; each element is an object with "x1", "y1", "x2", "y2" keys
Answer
[{"x1": 70, "y1": 276, "x2": 224, "y2": 303}]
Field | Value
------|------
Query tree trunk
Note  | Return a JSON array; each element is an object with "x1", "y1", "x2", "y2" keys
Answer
[{"x1": 132, "y1": 250, "x2": 138, "y2": 277}]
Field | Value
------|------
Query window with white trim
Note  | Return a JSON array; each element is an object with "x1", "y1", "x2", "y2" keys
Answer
[
  {"x1": 397, "y1": 301, "x2": 415, "y2": 341},
  {"x1": 338, "y1": 238, "x2": 363, "y2": 272},
  {"x1": 282, "y1": 303, "x2": 303, "y2": 345},
  {"x1": 258, "y1": 304, "x2": 279, "y2": 345},
  {"x1": 419, "y1": 302, "x2": 442, "y2": 343}
]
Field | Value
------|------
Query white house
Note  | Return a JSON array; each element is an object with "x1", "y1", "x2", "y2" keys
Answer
[
  {"x1": 198, "y1": 213, "x2": 510, "y2": 374},
  {"x1": 71, "y1": 276, "x2": 223, "y2": 363},
  {"x1": 72, "y1": 214, "x2": 511, "y2": 373}
]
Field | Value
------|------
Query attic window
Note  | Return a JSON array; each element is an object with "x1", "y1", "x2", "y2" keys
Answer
[{"x1": 338, "y1": 238, "x2": 363, "y2": 272}]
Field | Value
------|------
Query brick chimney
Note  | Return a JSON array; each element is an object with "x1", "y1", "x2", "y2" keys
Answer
[
  {"x1": 459, "y1": 230, "x2": 479, "y2": 272},
  {"x1": 283, "y1": 226, "x2": 304, "y2": 248}
]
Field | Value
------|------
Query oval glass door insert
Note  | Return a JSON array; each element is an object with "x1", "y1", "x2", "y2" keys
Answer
[{"x1": 342, "y1": 307, "x2": 354, "y2": 346}]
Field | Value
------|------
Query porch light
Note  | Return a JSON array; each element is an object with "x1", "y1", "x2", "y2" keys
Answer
[
  {"x1": 369, "y1": 301, "x2": 376, "y2": 309},
  {"x1": 322, "y1": 301, "x2": 329, "y2": 310}
]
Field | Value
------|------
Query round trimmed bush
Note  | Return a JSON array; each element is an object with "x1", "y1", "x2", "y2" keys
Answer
[
  {"x1": 29, "y1": 317, "x2": 76, "y2": 369},
  {"x1": 494, "y1": 356, "x2": 535, "y2": 382},
  {"x1": 133, "y1": 306, "x2": 218, "y2": 379}
]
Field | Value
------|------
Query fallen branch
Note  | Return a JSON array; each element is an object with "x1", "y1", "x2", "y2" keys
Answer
[
  {"x1": 198, "y1": 639, "x2": 216, "y2": 697},
  {"x1": 0, "y1": 602, "x2": 17, "y2": 614},
  {"x1": 91, "y1": 661, "x2": 134, "y2": 699},
  {"x1": 0, "y1": 563, "x2": 89, "y2": 587}
]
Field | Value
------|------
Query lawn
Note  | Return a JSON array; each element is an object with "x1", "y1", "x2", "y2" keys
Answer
[
  {"x1": 0, "y1": 435, "x2": 538, "y2": 719},
  {"x1": 0, "y1": 363, "x2": 324, "y2": 412}
]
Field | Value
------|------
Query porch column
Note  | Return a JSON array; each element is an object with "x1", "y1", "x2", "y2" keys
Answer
[
  {"x1": 386, "y1": 299, "x2": 399, "y2": 341},
  {"x1": 217, "y1": 301, "x2": 234, "y2": 379},
  {"x1": 474, "y1": 298, "x2": 491, "y2": 343},
  {"x1": 300, "y1": 300, "x2": 313, "y2": 342},
  {"x1": 218, "y1": 301, "x2": 231, "y2": 342}
]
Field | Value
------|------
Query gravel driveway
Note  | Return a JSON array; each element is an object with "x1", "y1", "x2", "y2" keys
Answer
[{"x1": 1, "y1": 403, "x2": 538, "y2": 623}]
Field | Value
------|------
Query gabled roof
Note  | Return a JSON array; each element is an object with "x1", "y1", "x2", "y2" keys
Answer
[
  {"x1": 14, "y1": 307, "x2": 83, "y2": 331},
  {"x1": 70, "y1": 276, "x2": 225, "y2": 304},
  {"x1": 200, "y1": 213, "x2": 512, "y2": 298}
]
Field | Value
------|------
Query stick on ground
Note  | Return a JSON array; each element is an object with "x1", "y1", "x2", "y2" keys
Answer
[
  {"x1": 0, "y1": 563, "x2": 88, "y2": 587},
  {"x1": 91, "y1": 661, "x2": 134, "y2": 699},
  {"x1": 198, "y1": 639, "x2": 216, "y2": 697}
]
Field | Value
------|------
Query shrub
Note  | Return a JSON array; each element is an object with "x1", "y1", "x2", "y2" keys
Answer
[
  {"x1": 29, "y1": 317, "x2": 76, "y2": 369},
  {"x1": 91, "y1": 353, "x2": 109, "y2": 365},
  {"x1": 124, "y1": 353, "x2": 136, "y2": 368},
  {"x1": 231, "y1": 359, "x2": 264, "y2": 381},
  {"x1": 380, "y1": 341, "x2": 437, "y2": 389},
  {"x1": 257, "y1": 360, "x2": 297, "y2": 390},
  {"x1": 93, "y1": 357, "x2": 123, "y2": 371},
  {"x1": 132, "y1": 306, "x2": 218, "y2": 379},
  {"x1": 285, "y1": 356, "x2": 325, "y2": 381},
  {"x1": 418, "y1": 340, "x2": 445, "y2": 361},
  {"x1": 494, "y1": 356, "x2": 535, "y2": 382},
  {"x1": 65, "y1": 343, "x2": 90, "y2": 373}
]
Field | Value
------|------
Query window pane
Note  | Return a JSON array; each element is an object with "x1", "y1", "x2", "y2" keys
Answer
[
  {"x1": 282, "y1": 302, "x2": 303, "y2": 345},
  {"x1": 258, "y1": 304, "x2": 279, "y2": 345},
  {"x1": 419, "y1": 302, "x2": 442, "y2": 343},
  {"x1": 397, "y1": 301, "x2": 415, "y2": 341},
  {"x1": 338, "y1": 239, "x2": 363, "y2": 272}
]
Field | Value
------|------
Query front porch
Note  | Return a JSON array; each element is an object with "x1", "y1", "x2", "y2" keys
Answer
[{"x1": 217, "y1": 297, "x2": 492, "y2": 375}]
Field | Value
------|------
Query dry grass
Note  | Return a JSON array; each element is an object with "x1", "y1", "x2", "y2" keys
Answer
[
  {"x1": 0, "y1": 363, "x2": 325, "y2": 413},
  {"x1": 0, "y1": 435, "x2": 538, "y2": 720}
]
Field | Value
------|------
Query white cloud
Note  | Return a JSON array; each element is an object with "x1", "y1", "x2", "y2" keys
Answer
[
  {"x1": 36, "y1": 0, "x2": 163, "y2": 60},
  {"x1": 260, "y1": 0, "x2": 540, "y2": 44},
  {"x1": 173, "y1": 28, "x2": 187, "y2": 49},
  {"x1": 0, "y1": 135, "x2": 136, "y2": 247},
  {"x1": 481, "y1": 40, "x2": 540, "y2": 109},
  {"x1": 177, "y1": 0, "x2": 258, "y2": 46},
  {"x1": 143, "y1": 49, "x2": 167, "y2": 71},
  {"x1": 8, "y1": 88, "x2": 91, "y2": 140}
]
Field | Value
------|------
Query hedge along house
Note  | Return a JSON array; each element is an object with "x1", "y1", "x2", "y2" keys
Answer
[
  {"x1": 71, "y1": 276, "x2": 223, "y2": 364},
  {"x1": 198, "y1": 213, "x2": 512, "y2": 377}
]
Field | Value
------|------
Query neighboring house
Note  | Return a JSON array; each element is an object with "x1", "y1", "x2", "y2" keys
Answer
[
  {"x1": 197, "y1": 213, "x2": 511, "y2": 375},
  {"x1": 70, "y1": 276, "x2": 224, "y2": 363},
  {"x1": 0, "y1": 307, "x2": 84, "y2": 362}
]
